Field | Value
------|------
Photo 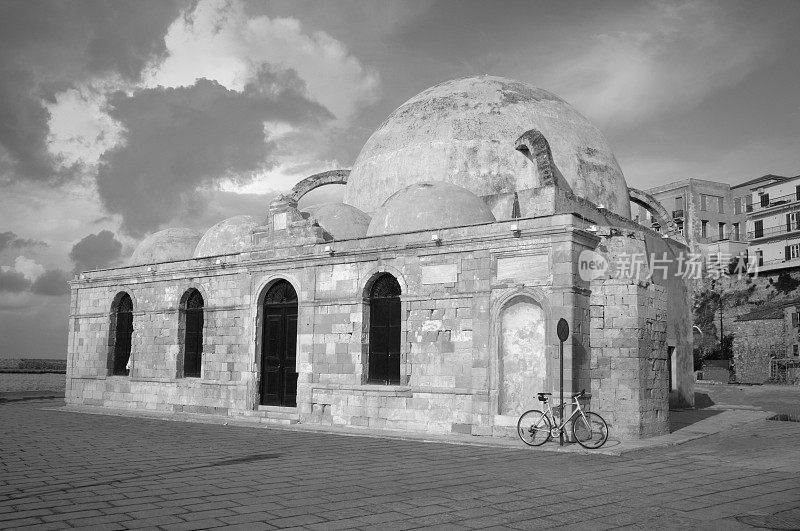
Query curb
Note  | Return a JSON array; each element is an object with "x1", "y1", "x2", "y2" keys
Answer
[{"x1": 36, "y1": 400, "x2": 773, "y2": 457}]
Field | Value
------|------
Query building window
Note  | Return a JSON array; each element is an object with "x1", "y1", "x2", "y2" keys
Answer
[
  {"x1": 787, "y1": 212, "x2": 800, "y2": 232},
  {"x1": 734, "y1": 197, "x2": 742, "y2": 215},
  {"x1": 756, "y1": 250, "x2": 764, "y2": 267},
  {"x1": 368, "y1": 274, "x2": 401, "y2": 384},
  {"x1": 754, "y1": 220, "x2": 763, "y2": 238},
  {"x1": 787, "y1": 244, "x2": 800, "y2": 261},
  {"x1": 111, "y1": 293, "x2": 133, "y2": 376},
  {"x1": 745, "y1": 195, "x2": 753, "y2": 212},
  {"x1": 733, "y1": 223, "x2": 740, "y2": 241},
  {"x1": 701, "y1": 220, "x2": 708, "y2": 238},
  {"x1": 181, "y1": 289, "x2": 204, "y2": 378},
  {"x1": 700, "y1": 194, "x2": 707, "y2": 211},
  {"x1": 792, "y1": 312, "x2": 799, "y2": 329},
  {"x1": 760, "y1": 193, "x2": 770, "y2": 207},
  {"x1": 718, "y1": 196, "x2": 724, "y2": 214},
  {"x1": 718, "y1": 222, "x2": 725, "y2": 240},
  {"x1": 675, "y1": 196, "x2": 684, "y2": 211},
  {"x1": 794, "y1": 344, "x2": 799, "y2": 357}
]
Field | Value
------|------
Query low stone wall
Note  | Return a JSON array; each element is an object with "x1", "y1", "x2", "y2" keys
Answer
[{"x1": 733, "y1": 319, "x2": 784, "y2": 384}]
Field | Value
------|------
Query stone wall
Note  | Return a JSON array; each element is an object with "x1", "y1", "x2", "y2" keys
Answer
[
  {"x1": 732, "y1": 318, "x2": 785, "y2": 384},
  {"x1": 67, "y1": 211, "x2": 689, "y2": 440}
]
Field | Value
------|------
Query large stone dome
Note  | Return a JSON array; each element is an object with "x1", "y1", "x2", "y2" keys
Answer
[
  {"x1": 367, "y1": 182, "x2": 495, "y2": 236},
  {"x1": 193, "y1": 215, "x2": 260, "y2": 258},
  {"x1": 130, "y1": 228, "x2": 203, "y2": 265},
  {"x1": 302, "y1": 203, "x2": 371, "y2": 240},
  {"x1": 344, "y1": 75, "x2": 630, "y2": 218}
]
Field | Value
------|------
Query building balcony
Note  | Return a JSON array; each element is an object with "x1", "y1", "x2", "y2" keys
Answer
[
  {"x1": 748, "y1": 192, "x2": 798, "y2": 214},
  {"x1": 708, "y1": 233, "x2": 746, "y2": 243},
  {"x1": 753, "y1": 256, "x2": 800, "y2": 274},
  {"x1": 748, "y1": 224, "x2": 800, "y2": 240}
]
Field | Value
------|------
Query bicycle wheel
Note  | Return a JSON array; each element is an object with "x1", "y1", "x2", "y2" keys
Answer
[
  {"x1": 517, "y1": 410, "x2": 551, "y2": 447},
  {"x1": 572, "y1": 412, "x2": 608, "y2": 449}
]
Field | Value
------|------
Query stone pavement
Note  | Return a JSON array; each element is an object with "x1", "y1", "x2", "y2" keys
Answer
[{"x1": 1, "y1": 397, "x2": 799, "y2": 530}]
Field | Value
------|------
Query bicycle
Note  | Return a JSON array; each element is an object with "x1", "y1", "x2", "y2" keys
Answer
[{"x1": 517, "y1": 390, "x2": 609, "y2": 449}]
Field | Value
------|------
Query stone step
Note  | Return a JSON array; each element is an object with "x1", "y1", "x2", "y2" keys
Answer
[
  {"x1": 234, "y1": 414, "x2": 298, "y2": 426},
  {"x1": 239, "y1": 405, "x2": 300, "y2": 423}
]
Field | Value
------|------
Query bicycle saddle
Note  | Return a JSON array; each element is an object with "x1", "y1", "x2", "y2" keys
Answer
[{"x1": 536, "y1": 392, "x2": 551, "y2": 402}]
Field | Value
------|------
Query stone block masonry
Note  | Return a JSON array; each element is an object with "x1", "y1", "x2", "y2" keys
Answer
[{"x1": 67, "y1": 213, "x2": 690, "y2": 441}]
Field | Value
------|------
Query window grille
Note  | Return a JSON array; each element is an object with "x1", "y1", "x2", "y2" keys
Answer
[
  {"x1": 368, "y1": 274, "x2": 401, "y2": 384},
  {"x1": 183, "y1": 290, "x2": 204, "y2": 378}
]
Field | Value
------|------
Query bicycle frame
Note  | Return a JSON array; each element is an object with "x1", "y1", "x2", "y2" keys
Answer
[{"x1": 540, "y1": 395, "x2": 586, "y2": 435}]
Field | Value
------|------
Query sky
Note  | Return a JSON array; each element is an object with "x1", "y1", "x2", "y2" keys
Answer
[{"x1": 1, "y1": 0, "x2": 799, "y2": 358}]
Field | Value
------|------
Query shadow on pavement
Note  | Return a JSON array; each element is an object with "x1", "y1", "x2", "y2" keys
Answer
[
  {"x1": 0, "y1": 451, "x2": 282, "y2": 501},
  {"x1": 693, "y1": 391, "x2": 715, "y2": 409},
  {"x1": 669, "y1": 393, "x2": 721, "y2": 433},
  {"x1": 0, "y1": 391, "x2": 64, "y2": 403}
]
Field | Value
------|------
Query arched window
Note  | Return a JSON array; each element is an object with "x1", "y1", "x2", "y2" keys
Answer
[
  {"x1": 182, "y1": 289, "x2": 204, "y2": 378},
  {"x1": 111, "y1": 293, "x2": 133, "y2": 375},
  {"x1": 368, "y1": 274, "x2": 401, "y2": 384}
]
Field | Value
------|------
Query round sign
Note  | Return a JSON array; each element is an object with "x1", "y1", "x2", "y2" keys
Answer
[{"x1": 557, "y1": 318, "x2": 569, "y2": 342}]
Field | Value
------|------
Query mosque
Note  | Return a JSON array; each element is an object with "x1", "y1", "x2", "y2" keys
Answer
[{"x1": 66, "y1": 75, "x2": 693, "y2": 440}]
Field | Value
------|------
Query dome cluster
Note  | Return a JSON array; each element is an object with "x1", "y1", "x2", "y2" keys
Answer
[
  {"x1": 344, "y1": 75, "x2": 630, "y2": 218},
  {"x1": 130, "y1": 217, "x2": 260, "y2": 265},
  {"x1": 129, "y1": 75, "x2": 629, "y2": 265}
]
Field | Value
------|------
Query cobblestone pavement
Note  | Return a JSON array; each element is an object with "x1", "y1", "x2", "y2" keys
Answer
[{"x1": 1, "y1": 399, "x2": 799, "y2": 530}]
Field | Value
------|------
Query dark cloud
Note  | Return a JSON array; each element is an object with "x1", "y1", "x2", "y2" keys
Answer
[
  {"x1": 0, "y1": 231, "x2": 46, "y2": 252},
  {"x1": 0, "y1": 0, "x2": 183, "y2": 180},
  {"x1": 97, "y1": 71, "x2": 332, "y2": 236},
  {"x1": 30, "y1": 269, "x2": 71, "y2": 296},
  {"x1": 0, "y1": 269, "x2": 31, "y2": 293},
  {"x1": 69, "y1": 230, "x2": 123, "y2": 272}
]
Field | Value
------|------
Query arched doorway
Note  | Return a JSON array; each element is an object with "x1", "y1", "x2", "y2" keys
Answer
[
  {"x1": 111, "y1": 293, "x2": 133, "y2": 376},
  {"x1": 499, "y1": 297, "x2": 546, "y2": 415},
  {"x1": 367, "y1": 274, "x2": 401, "y2": 384},
  {"x1": 260, "y1": 280, "x2": 298, "y2": 407}
]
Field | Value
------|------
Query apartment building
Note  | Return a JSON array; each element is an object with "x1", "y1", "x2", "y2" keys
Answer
[
  {"x1": 745, "y1": 175, "x2": 800, "y2": 272},
  {"x1": 641, "y1": 179, "x2": 747, "y2": 259}
]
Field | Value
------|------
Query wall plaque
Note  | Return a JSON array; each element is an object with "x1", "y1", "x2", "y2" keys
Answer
[
  {"x1": 273, "y1": 212, "x2": 287, "y2": 231},
  {"x1": 421, "y1": 264, "x2": 458, "y2": 284},
  {"x1": 496, "y1": 254, "x2": 549, "y2": 281}
]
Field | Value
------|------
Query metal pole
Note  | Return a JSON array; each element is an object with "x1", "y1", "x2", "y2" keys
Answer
[
  {"x1": 556, "y1": 318, "x2": 569, "y2": 447},
  {"x1": 559, "y1": 339, "x2": 564, "y2": 446},
  {"x1": 719, "y1": 294, "x2": 723, "y2": 351}
]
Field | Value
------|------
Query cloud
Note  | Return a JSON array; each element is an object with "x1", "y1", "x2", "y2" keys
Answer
[
  {"x1": 542, "y1": 1, "x2": 772, "y2": 130},
  {"x1": 145, "y1": 0, "x2": 380, "y2": 123},
  {"x1": 30, "y1": 269, "x2": 71, "y2": 296},
  {"x1": 0, "y1": 270, "x2": 31, "y2": 293},
  {"x1": 0, "y1": 0, "x2": 182, "y2": 181},
  {"x1": 69, "y1": 230, "x2": 123, "y2": 272},
  {"x1": 12, "y1": 256, "x2": 45, "y2": 281},
  {"x1": 0, "y1": 231, "x2": 46, "y2": 252},
  {"x1": 96, "y1": 72, "x2": 331, "y2": 235},
  {"x1": 46, "y1": 88, "x2": 123, "y2": 169}
]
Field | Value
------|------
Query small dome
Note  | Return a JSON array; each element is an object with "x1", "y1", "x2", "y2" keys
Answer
[
  {"x1": 193, "y1": 215, "x2": 260, "y2": 258},
  {"x1": 345, "y1": 75, "x2": 630, "y2": 218},
  {"x1": 367, "y1": 182, "x2": 495, "y2": 236},
  {"x1": 302, "y1": 203, "x2": 371, "y2": 240},
  {"x1": 130, "y1": 228, "x2": 203, "y2": 265}
]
